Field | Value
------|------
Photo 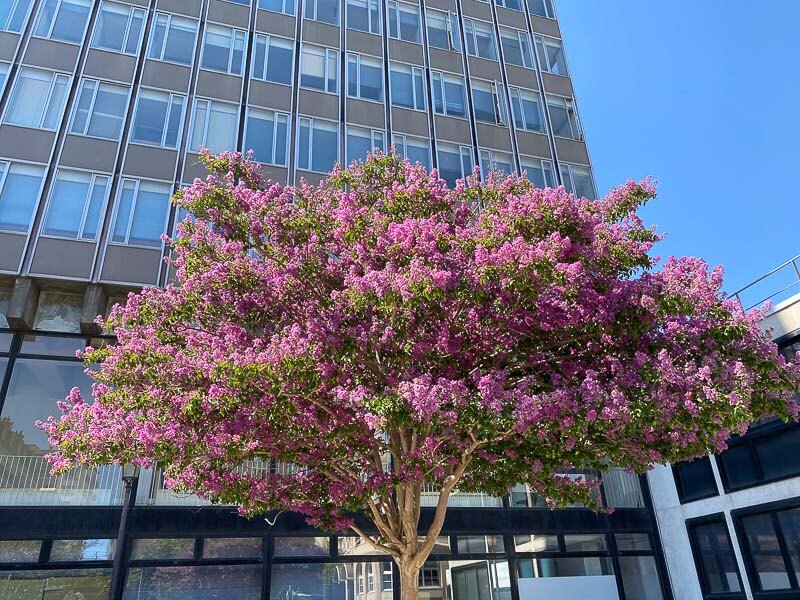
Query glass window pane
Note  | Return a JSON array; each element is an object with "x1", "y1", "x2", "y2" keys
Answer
[
  {"x1": 564, "y1": 534, "x2": 607, "y2": 552},
  {"x1": 129, "y1": 184, "x2": 169, "y2": 247},
  {"x1": 439, "y1": 560, "x2": 510, "y2": 600},
  {"x1": 202, "y1": 26, "x2": 233, "y2": 72},
  {"x1": 203, "y1": 538, "x2": 262, "y2": 559},
  {"x1": 756, "y1": 428, "x2": 800, "y2": 481},
  {"x1": 20, "y1": 334, "x2": 85, "y2": 356},
  {"x1": 132, "y1": 92, "x2": 168, "y2": 145},
  {"x1": 741, "y1": 513, "x2": 791, "y2": 591},
  {"x1": 271, "y1": 563, "x2": 393, "y2": 599},
  {"x1": 43, "y1": 171, "x2": 91, "y2": 238},
  {"x1": 514, "y1": 535, "x2": 559, "y2": 553},
  {"x1": 6, "y1": 68, "x2": 51, "y2": 127},
  {"x1": 274, "y1": 537, "x2": 330, "y2": 557},
  {"x1": 87, "y1": 84, "x2": 128, "y2": 139},
  {"x1": 338, "y1": 537, "x2": 389, "y2": 556},
  {"x1": 50, "y1": 0, "x2": 91, "y2": 43},
  {"x1": 125, "y1": 565, "x2": 261, "y2": 598},
  {"x1": 42, "y1": 74, "x2": 69, "y2": 130},
  {"x1": 311, "y1": 121, "x2": 338, "y2": 173},
  {"x1": 163, "y1": 19, "x2": 196, "y2": 64},
  {"x1": 615, "y1": 534, "x2": 652, "y2": 552},
  {"x1": 51, "y1": 539, "x2": 115, "y2": 561},
  {"x1": 777, "y1": 508, "x2": 800, "y2": 580},
  {"x1": 71, "y1": 79, "x2": 96, "y2": 134},
  {"x1": 692, "y1": 520, "x2": 741, "y2": 594},
  {"x1": 0, "y1": 164, "x2": 44, "y2": 233},
  {"x1": 619, "y1": 556, "x2": 663, "y2": 600},
  {"x1": 674, "y1": 457, "x2": 718, "y2": 502},
  {"x1": 719, "y1": 444, "x2": 760, "y2": 490},
  {"x1": 457, "y1": 536, "x2": 505, "y2": 553},
  {"x1": 0, "y1": 570, "x2": 112, "y2": 597},
  {"x1": 266, "y1": 39, "x2": 293, "y2": 84},
  {"x1": 131, "y1": 538, "x2": 195, "y2": 560},
  {"x1": 0, "y1": 540, "x2": 41, "y2": 562}
]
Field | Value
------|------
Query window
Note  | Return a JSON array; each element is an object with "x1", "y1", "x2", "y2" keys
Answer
[
  {"x1": 367, "y1": 566, "x2": 375, "y2": 592},
  {"x1": 92, "y1": 1, "x2": 146, "y2": 54},
  {"x1": 42, "y1": 170, "x2": 108, "y2": 240},
  {"x1": 560, "y1": 163, "x2": 596, "y2": 200},
  {"x1": 111, "y1": 179, "x2": 171, "y2": 247},
  {"x1": 495, "y1": 0, "x2": 521, "y2": 11},
  {"x1": 357, "y1": 565, "x2": 365, "y2": 594},
  {"x1": 244, "y1": 107, "x2": 289, "y2": 166},
  {"x1": 70, "y1": 79, "x2": 129, "y2": 140},
  {"x1": 392, "y1": 133, "x2": 430, "y2": 169},
  {"x1": 480, "y1": 149, "x2": 513, "y2": 178},
  {"x1": 0, "y1": 162, "x2": 45, "y2": 233},
  {"x1": 0, "y1": 62, "x2": 9, "y2": 93},
  {"x1": 718, "y1": 422, "x2": 800, "y2": 492},
  {"x1": 520, "y1": 157, "x2": 554, "y2": 189},
  {"x1": 300, "y1": 44, "x2": 338, "y2": 93},
  {"x1": 535, "y1": 35, "x2": 567, "y2": 75},
  {"x1": 688, "y1": 518, "x2": 743, "y2": 597},
  {"x1": 252, "y1": 34, "x2": 294, "y2": 85},
  {"x1": 259, "y1": 0, "x2": 296, "y2": 16},
  {"x1": 431, "y1": 71, "x2": 466, "y2": 118},
  {"x1": 464, "y1": 18, "x2": 496, "y2": 60},
  {"x1": 500, "y1": 27, "x2": 533, "y2": 68},
  {"x1": 382, "y1": 562, "x2": 393, "y2": 590},
  {"x1": 510, "y1": 87, "x2": 544, "y2": 133},
  {"x1": 148, "y1": 13, "x2": 198, "y2": 65},
  {"x1": 471, "y1": 80, "x2": 506, "y2": 125},
  {"x1": 305, "y1": 0, "x2": 339, "y2": 25},
  {"x1": 426, "y1": 10, "x2": 460, "y2": 52},
  {"x1": 389, "y1": 62, "x2": 425, "y2": 111},
  {"x1": 739, "y1": 507, "x2": 800, "y2": 592},
  {"x1": 201, "y1": 25, "x2": 246, "y2": 75},
  {"x1": 388, "y1": 0, "x2": 421, "y2": 43},
  {"x1": 437, "y1": 142, "x2": 473, "y2": 187},
  {"x1": 347, "y1": 53, "x2": 383, "y2": 102},
  {"x1": 346, "y1": 125, "x2": 384, "y2": 164},
  {"x1": 547, "y1": 95, "x2": 581, "y2": 139},
  {"x1": 4, "y1": 67, "x2": 70, "y2": 130},
  {"x1": 529, "y1": 0, "x2": 555, "y2": 18},
  {"x1": 347, "y1": 0, "x2": 380, "y2": 34},
  {"x1": 131, "y1": 89, "x2": 186, "y2": 148},
  {"x1": 189, "y1": 99, "x2": 238, "y2": 153},
  {"x1": 297, "y1": 117, "x2": 338, "y2": 173},
  {"x1": 419, "y1": 564, "x2": 441, "y2": 588},
  {"x1": 33, "y1": 0, "x2": 91, "y2": 43},
  {"x1": 0, "y1": 0, "x2": 33, "y2": 32}
]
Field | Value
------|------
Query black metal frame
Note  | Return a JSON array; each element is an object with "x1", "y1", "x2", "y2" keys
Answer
[
  {"x1": 685, "y1": 512, "x2": 746, "y2": 600},
  {"x1": 731, "y1": 497, "x2": 800, "y2": 600}
]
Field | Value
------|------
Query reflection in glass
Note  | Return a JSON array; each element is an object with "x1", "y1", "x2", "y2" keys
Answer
[
  {"x1": 51, "y1": 539, "x2": 115, "y2": 561},
  {"x1": 742, "y1": 513, "x2": 790, "y2": 590},
  {"x1": 619, "y1": 556, "x2": 663, "y2": 600},
  {"x1": 270, "y1": 562, "x2": 392, "y2": 599},
  {"x1": 131, "y1": 538, "x2": 195, "y2": 560},
  {"x1": 692, "y1": 520, "x2": 741, "y2": 593},
  {"x1": 125, "y1": 565, "x2": 261, "y2": 599},
  {"x1": 0, "y1": 569, "x2": 112, "y2": 599},
  {"x1": 203, "y1": 537, "x2": 262, "y2": 559},
  {"x1": 273, "y1": 536, "x2": 330, "y2": 557},
  {"x1": 0, "y1": 539, "x2": 41, "y2": 562}
]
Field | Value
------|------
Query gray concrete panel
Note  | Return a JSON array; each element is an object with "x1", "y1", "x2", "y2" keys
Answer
[
  {"x1": 0, "y1": 234, "x2": 25, "y2": 273},
  {"x1": 101, "y1": 245, "x2": 162, "y2": 285},
  {"x1": 541, "y1": 72, "x2": 573, "y2": 97},
  {"x1": 60, "y1": 136, "x2": 119, "y2": 172},
  {"x1": 141, "y1": 60, "x2": 192, "y2": 92},
  {"x1": 425, "y1": 0, "x2": 454, "y2": 10},
  {"x1": 256, "y1": 11, "x2": 296, "y2": 36},
  {"x1": 505, "y1": 63, "x2": 538, "y2": 89},
  {"x1": 391, "y1": 107, "x2": 429, "y2": 137},
  {"x1": 346, "y1": 30, "x2": 383, "y2": 57},
  {"x1": 0, "y1": 32, "x2": 20, "y2": 61},
  {"x1": 495, "y1": 7, "x2": 524, "y2": 27},
  {"x1": 296, "y1": 170, "x2": 326, "y2": 186},
  {"x1": 531, "y1": 15, "x2": 560, "y2": 38},
  {"x1": 183, "y1": 153, "x2": 209, "y2": 182},
  {"x1": 434, "y1": 115, "x2": 471, "y2": 144},
  {"x1": 30, "y1": 238, "x2": 96, "y2": 280},
  {"x1": 156, "y1": 0, "x2": 203, "y2": 18},
  {"x1": 23, "y1": 38, "x2": 80, "y2": 73},
  {"x1": 516, "y1": 131, "x2": 551, "y2": 157},
  {"x1": 388, "y1": 39, "x2": 424, "y2": 65},
  {"x1": 249, "y1": 80, "x2": 293, "y2": 110},
  {"x1": 461, "y1": 0, "x2": 492, "y2": 20},
  {"x1": 0, "y1": 126, "x2": 55, "y2": 163},
  {"x1": 467, "y1": 56, "x2": 501, "y2": 80},
  {"x1": 84, "y1": 49, "x2": 137, "y2": 83},
  {"x1": 428, "y1": 48, "x2": 463, "y2": 73},
  {"x1": 476, "y1": 123, "x2": 511, "y2": 150},
  {"x1": 554, "y1": 137, "x2": 589, "y2": 165},
  {"x1": 302, "y1": 21, "x2": 341, "y2": 47},
  {"x1": 298, "y1": 89, "x2": 340, "y2": 120},
  {"x1": 346, "y1": 98, "x2": 385, "y2": 128},
  {"x1": 195, "y1": 70, "x2": 243, "y2": 103},
  {"x1": 122, "y1": 145, "x2": 179, "y2": 180},
  {"x1": 262, "y1": 165, "x2": 289, "y2": 184},
  {"x1": 208, "y1": 0, "x2": 251, "y2": 28}
]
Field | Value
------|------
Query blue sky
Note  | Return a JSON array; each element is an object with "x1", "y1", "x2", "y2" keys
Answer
[{"x1": 555, "y1": 0, "x2": 800, "y2": 300}]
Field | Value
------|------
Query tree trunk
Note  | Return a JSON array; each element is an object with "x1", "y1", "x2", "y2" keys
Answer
[{"x1": 398, "y1": 560, "x2": 420, "y2": 600}]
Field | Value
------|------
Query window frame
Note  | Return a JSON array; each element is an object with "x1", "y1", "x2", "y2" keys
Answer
[
  {"x1": 387, "y1": 0, "x2": 421, "y2": 44},
  {"x1": 436, "y1": 141, "x2": 474, "y2": 184},
  {"x1": 431, "y1": 69, "x2": 467, "y2": 119},
  {"x1": 546, "y1": 94, "x2": 582, "y2": 140},
  {"x1": 0, "y1": 160, "x2": 47, "y2": 235},
  {"x1": 479, "y1": 148, "x2": 514, "y2": 179},
  {"x1": 560, "y1": 162, "x2": 597, "y2": 200},
  {"x1": 69, "y1": 78, "x2": 131, "y2": 141},
  {"x1": 147, "y1": 12, "x2": 199, "y2": 66},
  {"x1": 509, "y1": 86, "x2": 545, "y2": 133},
  {"x1": 528, "y1": 0, "x2": 555, "y2": 19},
  {"x1": 535, "y1": 34, "x2": 568, "y2": 76},
  {"x1": 0, "y1": 62, "x2": 10, "y2": 96},
  {"x1": 2, "y1": 67, "x2": 71, "y2": 131},
  {"x1": 0, "y1": 0, "x2": 34, "y2": 33},
  {"x1": 686, "y1": 514, "x2": 746, "y2": 600},
  {"x1": 32, "y1": 0, "x2": 92, "y2": 44},
  {"x1": 41, "y1": 169, "x2": 110, "y2": 241},
  {"x1": 346, "y1": 0, "x2": 381, "y2": 35},
  {"x1": 299, "y1": 43, "x2": 339, "y2": 94},
  {"x1": 188, "y1": 97, "x2": 240, "y2": 154},
  {"x1": 463, "y1": 17, "x2": 497, "y2": 61},
  {"x1": 304, "y1": 0, "x2": 339, "y2": 25},
  {"x1": 91, "y1": 1, "x2": 147, "y2": 55},
  {"x1": 346, "y1": 52, "x2": 384, "y2": 103},
  {"x1": 251, "y1": 33, "x2": 295, "y2": 85},
  {"x1": 243, "y1": 106, "x2": 291, "y2": 167},
  {"x1": 345, "y1": 125, "x2": 385, "y2": 165},
  {"x1": 389, "y1": 61, "x2": 426, "y2": 112},
  {"x1": 519, "y1": 155, "x2": 554, "y2": 189},
  {"x1": 392, "y1": 133, "x2": 430, "y2": 169},
  {"x1": 109, "y1": 178, "x2": 173, "y2": 249},
  {"x1": 200, "y1": 23, "x2": 248, "y2": 75},
  {"x1": 425, "y1": 9, "x2": 460, "y2": 52},
  {"x1": 500, "y1": 26, "x2": 534, "y2": 69},
  {"x1": 258, "y1": 0, "x2": 296, "y2": 16},
  {"x1": 471, "y1": 79, "x2": 507, "y2": 126},
  {"x1": 296, "y1": 115, "x2": 339, "y2": 174},
  {"x1": 129, "y1": 88, "x2": 187, "y2": 149}
]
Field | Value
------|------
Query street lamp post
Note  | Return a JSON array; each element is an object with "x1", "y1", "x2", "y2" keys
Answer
[{"x1": 109, "y1": 464, "x2": 140, "y2": 600}]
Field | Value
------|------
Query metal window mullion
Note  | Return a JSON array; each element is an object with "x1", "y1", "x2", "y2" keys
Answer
[
  {"x1": 38, "y1": 72, "x2": 58, "y2": 129},
  {"x1": 225, "y1": 29, "x2": 235, "y2": 74},
  {"x1": 45, "y1": 0, "x2": 65, "y2": 39},
  {"x1": 124, "y1": 179, "x2": 139, "y2": 244},
  {"x1": 121, "y1": 6, "x2": 135, "y2": 52},
  {"x1": 200, "y1": 99, "x2": 211, "y2": 148},
  {"x1": 270, "y1": 110, "x2": 279, "y2": 164},
  {"x1": 772, "y1": 511, "x2": 799, "y2": 589},
  {"x1": 76, "y1": 173, "x2": 96, "y2": 239},
  {"x1": 83, "y1": 79, "x2": 100, "y2": 135}
]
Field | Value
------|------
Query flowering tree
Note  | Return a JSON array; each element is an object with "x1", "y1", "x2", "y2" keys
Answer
[{"x1": 41, "y1": 151, "x2": 799, "y2": 599}]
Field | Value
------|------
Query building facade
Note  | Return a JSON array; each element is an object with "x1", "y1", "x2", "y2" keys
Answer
[
  {"x1": 0, "y1": 0, "x2": 666, "y2": 598},
  {"x1": 648, "y1": 259, "x2": 800, "y2": 600}
]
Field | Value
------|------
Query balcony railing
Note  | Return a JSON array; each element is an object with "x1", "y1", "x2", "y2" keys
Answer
[{"x1": 731, "y1": 254, "x2": 800, "y2": 311}]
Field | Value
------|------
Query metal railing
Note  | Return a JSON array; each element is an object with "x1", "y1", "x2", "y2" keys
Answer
[
  {"x1": 731, "y1": 254, "x2": 800, "y2": 311},
  {"x1": 0, "y1": 455, "x2": 122, "y2": 506}
]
